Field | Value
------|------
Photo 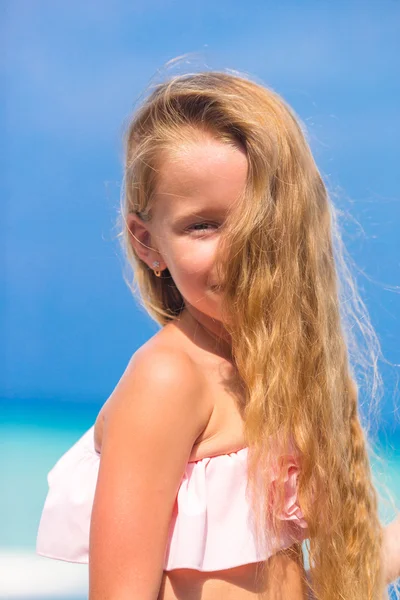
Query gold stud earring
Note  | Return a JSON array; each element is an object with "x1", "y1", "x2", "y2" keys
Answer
[{"x1": 152, "y1": 261, "x2": 161, "y2": 277}]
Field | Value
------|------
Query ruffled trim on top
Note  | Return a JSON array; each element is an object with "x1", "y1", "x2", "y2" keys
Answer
[
  {"x1": 265, "y1": 451, "x2": 308, "y2": 529},
  {"x1": 36, "y1": 426, "x2": 308, "y2": 571}
]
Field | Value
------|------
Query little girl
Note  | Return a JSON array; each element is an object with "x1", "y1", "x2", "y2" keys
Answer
[{"x1": 37, "y1": 70, "x2": 400, "y2": 600}]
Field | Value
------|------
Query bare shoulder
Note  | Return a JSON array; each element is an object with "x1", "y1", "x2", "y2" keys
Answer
[
  {"x1": 94, "y1": 333, "x2": 213, "y2": 453},
  {"x1": 89, "y1": 339, "x2": 213, "y2": 597},
  {"x1": 103, "y1": 338, "x2": 212, "y2": 441}
]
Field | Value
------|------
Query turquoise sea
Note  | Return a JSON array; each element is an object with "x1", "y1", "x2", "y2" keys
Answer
[{"x1": 1, "y1": 399, "x2": 399, "y2": 599}]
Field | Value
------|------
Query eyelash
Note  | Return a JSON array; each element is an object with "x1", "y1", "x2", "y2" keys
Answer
[{"x1": 187, "y1": 222, "x2": 219, "y2": 235}]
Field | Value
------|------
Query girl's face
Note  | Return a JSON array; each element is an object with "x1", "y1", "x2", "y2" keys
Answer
[{"x1": 128, "y1": 135, "x2": 248, "y2": 323}]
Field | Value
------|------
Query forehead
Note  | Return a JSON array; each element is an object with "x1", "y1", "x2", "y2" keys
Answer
[{"x1": 153, "y1": 138, "x2": 248, "y2": 222}]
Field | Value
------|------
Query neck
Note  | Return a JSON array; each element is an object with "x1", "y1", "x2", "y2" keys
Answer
[{"x1": 178, "y1": 306, "x2": 233, "y2": 362}]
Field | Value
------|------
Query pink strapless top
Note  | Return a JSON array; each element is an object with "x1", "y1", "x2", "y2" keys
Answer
[{"x1": 36, "y1": 426, "x2": 307, "y2": 571}]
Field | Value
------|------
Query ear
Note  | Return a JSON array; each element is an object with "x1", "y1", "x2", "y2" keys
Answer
[{"x1": 126, "y1": 213, "x2": 167, "y2": 271}]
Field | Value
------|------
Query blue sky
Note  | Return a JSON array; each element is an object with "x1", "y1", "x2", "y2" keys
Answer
[{"x1": 2, "y1": 1, "x2": 400, "y2": 421}]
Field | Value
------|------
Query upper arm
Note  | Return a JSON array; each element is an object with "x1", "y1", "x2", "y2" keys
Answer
[{"x1": 89, "y1": 346, "x2": 209, "y2": 600}]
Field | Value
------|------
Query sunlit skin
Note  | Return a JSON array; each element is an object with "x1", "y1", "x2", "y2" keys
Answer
[
  {"x1": 125, "y1": 136, "x2": 400, "y2": 596},
  {"x1": 128, "y1": 135, "x2": 248, "y2": 361},
  {"x1": 124, "y1": 136, "x2": 309, "y2": 598}
]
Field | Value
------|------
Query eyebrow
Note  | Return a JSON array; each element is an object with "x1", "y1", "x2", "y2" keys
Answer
[{"x1": 170, "y1": 206, "x2": 227, "y2": 224}]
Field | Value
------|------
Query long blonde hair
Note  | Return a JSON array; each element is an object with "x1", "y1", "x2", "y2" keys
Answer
[{"x1": 118, "y1": 70, "x2": 385, "y2": 599}]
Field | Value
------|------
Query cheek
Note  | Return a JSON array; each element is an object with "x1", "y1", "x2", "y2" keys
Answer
[{"x1": 168, "y1": 240, "x2": 217, "y2": 285}]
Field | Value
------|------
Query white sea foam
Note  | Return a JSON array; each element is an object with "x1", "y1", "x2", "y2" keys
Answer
[{"x1": 0, "y1": 549, "x2": 88, "y2": 598}]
